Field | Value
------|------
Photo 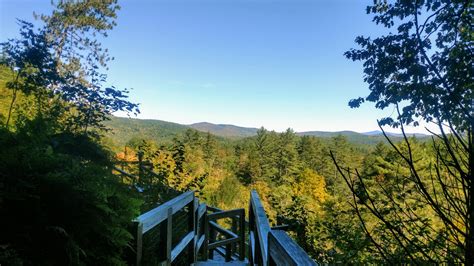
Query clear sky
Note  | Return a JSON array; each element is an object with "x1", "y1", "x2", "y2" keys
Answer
[{"x1": 0, "y1": 0, "x2": 429, "y2": 133}]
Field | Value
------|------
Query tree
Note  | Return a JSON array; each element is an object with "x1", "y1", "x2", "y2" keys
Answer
[
  {"x1": 0, "y1": 1, "x2": 141, "y2": 264},
  {"x1": 274, "y1": 128, "x2": 299, "y2": 183},
  {"x1": 15, "y1": 0, "x2": 137, "y2": 132},
  {"x1": 338, "y1": 0, "x2": 473, "y2": 263}
]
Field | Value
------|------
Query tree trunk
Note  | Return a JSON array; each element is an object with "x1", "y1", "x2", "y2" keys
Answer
[{"x1": 466, "y1": 128, "x2": 474, "y2": 265}]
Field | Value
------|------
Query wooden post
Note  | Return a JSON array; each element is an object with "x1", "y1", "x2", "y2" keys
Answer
[
  {"x1": 194, "y1": 200, "x2": 200, "y2": 259},
  {"x1": 204, "y1": 211, "x2": 209, "y2": 260},
  {"x1": 248, "y1": 199, "x2": 254, "y2": 265},
  {"x1": 226, "y1": 243, "x2": 232, "y2": 262},
  {"x1": 209, "y1": 226, "x2": 217, "y2": 259},
  {"x1": 187, "y1": 196, "x2": 196, "y2": 264},
  {"x1": 128, "y1": 221, "x2": 143, "y2": 266},
  {"x1": 231, "y1": 217, "x2": 237, "y2": 257},
  {"x1": 239, "y1": 209, "x2": 245, "y2": 261},
  {"x1": 159, "y1": 208, "x2": 172, "y2": 265}
]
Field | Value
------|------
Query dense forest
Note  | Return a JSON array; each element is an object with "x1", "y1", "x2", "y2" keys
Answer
[{"x1": 0, "y1": 0, "x2": 472, "y2": 265}]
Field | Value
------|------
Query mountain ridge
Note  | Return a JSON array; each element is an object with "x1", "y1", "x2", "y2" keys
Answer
[{"x1": 105, "y1": 116, "x2": 429, "y2": 148}]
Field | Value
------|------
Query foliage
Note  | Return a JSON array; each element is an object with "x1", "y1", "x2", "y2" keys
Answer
[
  {"x1": 0, "y1": 125, "x2": 141, "y2": 265},
  {"x1": 0, "y1": 0, "x2": 141, "y2": 264},
  {"x1": 341, "y1": 0, "x2": 474, "y2": 264}
]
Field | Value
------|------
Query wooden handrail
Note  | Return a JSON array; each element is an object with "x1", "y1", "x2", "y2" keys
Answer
[
  {"x1": 249, "y1": 190, "x2": 272, "y2": 265},
  {"x1": 136, "y1": 191, "x2": 194, "y2": 233},
  {"x1": 129, "y1": 191, "x2": 195, "y2": 266},
  {"x1": 208, "y1": 208, "x2": 244, "y2": 221},
  {"x1": 268, "y1": 230, "x2": 317, "y2": 265},
  {"x1": 209, "y1": 221, "x2": 238, "y2": 239},
  {"x1": 206, "y1": 207, "x2": 246, "y2": 261},
  {"x1": 112, "y1": 166, "x2": 137, "y2": 178}
]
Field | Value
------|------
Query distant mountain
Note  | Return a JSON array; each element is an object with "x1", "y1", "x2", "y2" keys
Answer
[
  {"x1": 104, "y1": 116, "x2": 429, "y2": 148},
  {"x1": 296, "y1": 130, "x2": 396, "y2": 146},
  {"x1": 189, "y1": 122, "x2": 258, "y2": 138},
  {"x1": 104, "y1": 116, "x2": 190, "y2": 148},
  {"x1": 362, "y1": 130, "x2": 428, "y2": 138}
]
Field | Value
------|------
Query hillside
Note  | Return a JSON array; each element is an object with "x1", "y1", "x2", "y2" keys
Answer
[
  {"x1": 189, "y1": 122, "x2": 258, "y2": 138},
  {"x1": 104, "y1": 116, "x2": 428, "y2": 148},
  {"x1": 104, "y1": 116, "x2": 190, "y2": 148},
  {"x1": 296, "y1": 130, "x2": 403, "y2": 146}
]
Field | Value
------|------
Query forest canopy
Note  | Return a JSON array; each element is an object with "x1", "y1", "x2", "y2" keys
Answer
[{"x1": 0, "y1": 0, "x2": 472, "y2": 265}]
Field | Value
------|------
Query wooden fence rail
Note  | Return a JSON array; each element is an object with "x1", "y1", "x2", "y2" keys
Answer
[
  {"x1": 130, "y1": 191, "x2": 196, "y2": 265},
  {"x1": 119, "y1": 162, "x2": 316, "y2": 265},
  {"x1": 249, "y1": 190, "x2": 317, "y2": 266}
]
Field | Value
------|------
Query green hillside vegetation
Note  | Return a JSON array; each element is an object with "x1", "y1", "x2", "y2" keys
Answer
[
  {"x1": 104, "y1": 116, "x2": 190, "y2": 148},
  {"x1": 1, "y1": 0, "x2": 472, "y2": 264},
  {"x1": 104, "y1": 116, "x2": 429, "y2": 148},
  {"x1": 297, "y1": 130, "x2": 406, "y2": 146},
  {"x1": 189, "y1": 122, "x2": 258, "y2": 138}
]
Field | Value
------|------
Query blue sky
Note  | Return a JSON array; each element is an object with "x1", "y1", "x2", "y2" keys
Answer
[{"x1": 0, "y1": 0, "x2": 428, "y2": 133}]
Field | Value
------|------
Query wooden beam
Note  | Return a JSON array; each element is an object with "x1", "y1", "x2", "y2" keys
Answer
[
  {"x1": 170, "y1": 231, "x2": 195, "y2": 262},
  {"x1": 268, "y1": 230, "x2": 317, "y2": 266},
  {"x1": 238, "y1": 209, "x2": 245, "y2": 261},
  {"x1": 250, "y1": 190, "x2": 271, "y2": 265},
  {"x1": 208, "y1": 237, "x2": 240, "y2": 249},
  {"x1": 128, "y1": 221, "x2": 143, "y2": 266},
  {"x1": 208, "y1": 208, "x2": 245, "y2": 221},
  {"x1": 197, "y1": 203, "x2": 207, "y2": 220},
  {"x1": 209, "y1": 221, "x2": 238, "y2": 239},
  {"x1": 112, "y1": 166, "x2": 137, "y2": 179},
  {"x1": 196, "y1": 234, "x2": 205, "y2": 254},
  {"x1": 187, "y1": 197, "x2": 196, "y2": 264},
  {"x1": 271, "y1": 224, "x2": 290, "y2": 231},
  {"x1": 136, "y1": 191, "x2": 194, "y2": 233},
  {"x1": 165, "y1": 208, "x2": 172, "y2": 265}
]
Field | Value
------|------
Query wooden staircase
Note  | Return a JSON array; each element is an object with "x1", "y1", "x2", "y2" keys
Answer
[{"x1": 126, "y1": 189, "x2": 317, "y2": 265}]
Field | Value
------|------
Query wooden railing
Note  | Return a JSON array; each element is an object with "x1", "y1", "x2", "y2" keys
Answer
[
  {"x1": 206, "y1": 206, "x2": 246, "y2": 261},
  {"x1": 127, "y1": 191, "x2": 247, "y2": 265},
  {"x1": 119, "y1": 160, "x2": 316, "y2": 265},
  {"x1": 249, "y1": 190, "x2": 317, "y2": 266},
  {"x1": 129, "y1": 191, "x2": 196, "y2": 265}
]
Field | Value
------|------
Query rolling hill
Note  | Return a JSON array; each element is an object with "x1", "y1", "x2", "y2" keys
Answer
[
  {"x1": 104, "y1": 116, "x2": 429, "y2": 148},
  {"x1": 189, "y1": 122, "x2": 258, "y2": 138},
  {"x1": 103, "y1": 116, "x2": 190, "y2": 148}
]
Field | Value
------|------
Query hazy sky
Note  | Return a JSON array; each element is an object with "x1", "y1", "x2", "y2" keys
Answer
[{"x1": 0, "y1": 0, "x2": 430, "y2": 133}]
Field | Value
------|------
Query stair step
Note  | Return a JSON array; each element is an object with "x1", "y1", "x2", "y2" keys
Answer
[{"x1": 193, "y1": 261, "x2": 248, "y2": 266}]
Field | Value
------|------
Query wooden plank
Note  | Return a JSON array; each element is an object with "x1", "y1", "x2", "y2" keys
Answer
[
  {"x1": 209, "y1": 225, "x2": 217, "y2": 260},
  {"x1": 208, "y1": 208, "x2": 245, "y2": 221},
  {"x1": 207, "y1": 206, "x2": 223, "y2": 213},
  {"x1": 248, "y1": 199, "x2": 255, "y2": 266},
  {"x1": 170, "y1": 231, "x2": 195, "y2": 262},
  {"x1": 268, "y1": 230, "x2": 317, "y2": 266},
  {"x1": 187, "y1": 198, "x2": 196, "y2": 264},
  {"x1": 113, "y1": 166, "x2": 137, "y2": 179},
  {"x1": 208, "y1": 237, "x2": 240, "y2": 249},
  {"x1": 165, "y1": 208, "x2": 172, "y2": 265},
  {"x1": 193, "y1": 261, "x2": 248, "y2": 266},
  {"x1": 250, "y1": 190, "x2": 271, "y2": 265},
  {"x1": 271, "y1": 225, "x2": 289, "y2": 231},
  {"x1": 209, "y1": 221, "x2": 238, "y2": 239},
  {"x1": 226, "y1": 242, "x2": 232, "y2": 262},
  {"x1": 197, "y1": 203, "x2": 207, "y2": 220},
  {"x1": 231, "y1": 217, "x2": 238, "y2": 260},
  {"x1": 214, "y1": 247, "x2": 243, "y2": 263},
  {"x1": 128, "y1": 221, "x2": 143, "y2": 266},
  {"x1": 204, "y1": 212, "x2": 210, "y2": 260},
  {"x1": 196, "y1": 234, "x2": 205, "y2": 254},
  {"x1": 136, "y1": 191, "x2": 194, "y2": 233},
  {"x1": 239, "y1": 209, "x2": 245, "y2": 261},
  {"x1": 249, "y1": 231, "x2": 255, "y2": 263}
]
